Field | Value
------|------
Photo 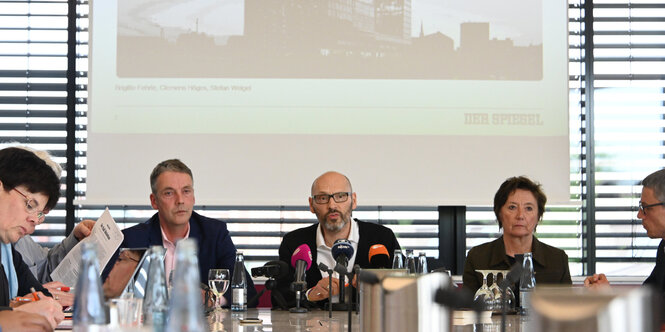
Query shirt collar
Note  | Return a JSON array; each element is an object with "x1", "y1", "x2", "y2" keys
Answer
[
  {"x1": 316, "y1": 218, "x2": 359, "y2": 249},
  {"x1": 160, "y1": 222, "x2": 190, "y2": 246}
]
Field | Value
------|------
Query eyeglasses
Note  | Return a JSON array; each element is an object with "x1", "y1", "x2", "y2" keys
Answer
[
  {"x1": 13, "y1": 188, "x2": 46, "y2": 224},
  {"x1": 312, "y1": 192, "x2": 351, "y2": 204},
  {"x1": 639, "y1": 201, "x2": 665, "y2": 216}
]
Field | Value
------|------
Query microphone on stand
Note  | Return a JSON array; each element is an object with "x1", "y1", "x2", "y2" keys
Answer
[
  {"x1": 290, "y1": 244, "x2": 312, "y2": 313},
  {"x1": 368, "y1": 244, "x2": 391, "y2": 268},
  {"x1": 357, "y1": 269, "x2": 380, "y2": 285},
  {"x1": 318, "y1": 263, "x2": 333, "y2": 318},
  {"x1": 332, "y1": 239, "x2": 354, "y2": 306},
  {"x1": 498, "y1": 262, "x2": 522, "y2": 290},
  {"x1": 499, "y1": 262, "x2": 523, "y2": 332}
]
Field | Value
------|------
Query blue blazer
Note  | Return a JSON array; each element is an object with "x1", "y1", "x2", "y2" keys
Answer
[{"x1": 102, "y1": 211, "x2": 256, "y2": 306}]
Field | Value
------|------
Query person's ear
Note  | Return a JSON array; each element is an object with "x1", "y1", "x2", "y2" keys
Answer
[{"x1": 150, "y1": 193, "x2": 158, "y2": 209}]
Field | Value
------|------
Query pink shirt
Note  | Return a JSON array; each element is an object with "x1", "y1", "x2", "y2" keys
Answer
[{"x1": 160, "y1": 224, "x2": 190, "y2": 287}]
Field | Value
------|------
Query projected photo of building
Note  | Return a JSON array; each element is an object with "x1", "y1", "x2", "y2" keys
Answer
[{"x1": 116, "y1": 0, "x2": 542, "y2": 80}]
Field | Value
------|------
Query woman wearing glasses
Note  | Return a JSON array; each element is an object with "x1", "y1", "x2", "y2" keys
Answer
[
  {"x1": 462, "y1": 176, "x2": 572, "y2": 295},
  {"x1": 0, "y1": 147, "x2": 64, "y2": 330}
]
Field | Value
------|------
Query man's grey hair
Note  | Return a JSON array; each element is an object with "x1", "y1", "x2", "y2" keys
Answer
[
  {"x1": 642, "y1": 169, "x2": 665, "y2": 202},
  {"x1": 150, "y1": 159, "x2": 193, "y2": 194}
]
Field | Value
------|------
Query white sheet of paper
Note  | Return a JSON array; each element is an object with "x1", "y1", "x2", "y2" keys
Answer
[{"x1": 50, "y1": 208, "x2": 124, "y2": 286}]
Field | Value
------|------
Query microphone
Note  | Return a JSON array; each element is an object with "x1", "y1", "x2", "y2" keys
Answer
[
  {"x1": 331, "y1": 239, "x2": 354, "y2": 306},
  {"x1": 357, "y1": 269, "x2": 380, "y2": 285},
  {"x1": 289, "y1": 244, "x2": 312, "y2": 313},
  {"x1": 291, "y1": 244, "x2": 312, "y2": 289},
  {"x1": 498, "y1": 262, "x2": 522, "y2": 290},
  {"x1": 435, "y1": 286, "x2": 482, "y2": 312},
  {"x1": 368, "y1": 244, "x2": 391, "y2": 268},
  {"x1": 331, "y1": 239, "x2": 354, "y2": 270},
  {"x1": 251, "y1": 260, "x2": 289, "y2": 279}
]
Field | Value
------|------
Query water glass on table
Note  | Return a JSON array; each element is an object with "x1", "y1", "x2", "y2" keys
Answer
[
  {"x1": 208, "y1": 268, "x2": 230, "y2": 310},
  {"x1": 110, "y1": 297, "x2": 142, "y2": 328}
]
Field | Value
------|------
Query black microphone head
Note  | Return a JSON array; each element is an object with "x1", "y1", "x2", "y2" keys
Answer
[
  {"x1": 435, "y1": 287, "x2": 481, "y2": 311},
  {"x1": 498, "y1": 262, "x2": 523, "y2": 290},
  {"x1": 332, "y1": 239, "x2": 354, "y2": 261},
  {"x1": 357, "y1": 270, "x2": 380, "y2": 285},
  {"x1": 318, "y1": 262, "x2": 330, "y2": 272},
  {"x1": 334, "y1": 263, "x2": 348, "y2": 276}
]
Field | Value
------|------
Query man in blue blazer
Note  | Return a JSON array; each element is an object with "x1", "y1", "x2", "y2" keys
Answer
[{"x1": 102, "y1": 159, "x2": 256, "y2": 306}]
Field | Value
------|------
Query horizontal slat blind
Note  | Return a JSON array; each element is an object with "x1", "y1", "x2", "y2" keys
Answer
[
  {"x1": 0, "y1": 0, "x2": 70, "y2": 246},
  {"x1": 591, "y1": 0, "x2": 665, "y2": 276}
]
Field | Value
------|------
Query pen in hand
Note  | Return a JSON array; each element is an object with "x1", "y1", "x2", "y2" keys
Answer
[{"x1": 29, "y1": 287, "x2": 41, "y2": 301}]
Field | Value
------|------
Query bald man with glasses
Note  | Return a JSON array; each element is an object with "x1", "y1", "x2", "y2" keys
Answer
[
  {"x1": 273, "y1": 171, "x2": 400, "y2": 309},
  {"x1": 585, "y1": 168, "x2": 665, "y2": 301}
]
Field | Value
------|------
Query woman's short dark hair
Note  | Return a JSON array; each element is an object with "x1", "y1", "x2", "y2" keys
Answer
[
  {"x1": 0, "y1": 147, "x2": 61, "y2": 210},
  {"x1": 493, "y1": 176, "x2": 547, "y2": 228}
]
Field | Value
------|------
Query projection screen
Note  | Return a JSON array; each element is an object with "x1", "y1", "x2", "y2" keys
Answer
[{"x1": 86, "y1": 0, "x2": 570, "y2": 206}]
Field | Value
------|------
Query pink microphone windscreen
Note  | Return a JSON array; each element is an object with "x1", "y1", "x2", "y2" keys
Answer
[{"x1": 291, "y1": 244, "x2": 313, "y2": 270}]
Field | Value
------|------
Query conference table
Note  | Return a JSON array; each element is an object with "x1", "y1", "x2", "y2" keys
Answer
[{"x1": 205, "y1": 308, "x2": 525, "y2": 332}]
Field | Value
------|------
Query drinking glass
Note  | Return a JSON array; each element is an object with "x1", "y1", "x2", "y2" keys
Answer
[
  {"x1": 485, "y1": 270, "x2": 501, "y2": 311},
  {"x1": 474, "y1": 270, "x2": 495, "y2": 311},
  {"x1": 208, "y1": 269, "x2": 230, "y2": 310}
]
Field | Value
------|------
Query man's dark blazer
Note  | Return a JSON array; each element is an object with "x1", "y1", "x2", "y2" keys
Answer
[
  {"x1": 644, "y1": 239, "x2": 665, "y2": 295},
  {"x1": 643, "y1": 239, "x2": 665, "y2": 322},
  {"x1": 273, "y1": 218, "x2": 400, "y2": 308},
  {"x1": 102, "y1": 211, "x2": 256, "y2": 306}
]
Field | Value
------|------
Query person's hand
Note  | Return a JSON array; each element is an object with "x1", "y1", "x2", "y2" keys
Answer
[
  {"x1": 14, "y1": 296, "x2": 64, "y2": 329},
  {"x1": 43, "y1": 281, "x2": 74, "y2": 307},
  {"x1": 584, "y1": 273, "x2": 610, "y2": 289},
  {"x1": 73, "y1": 219, "x2": 95, "y2": 241},
  {"x1": 307, "y1": 277, "x2": 340, "y2": 302},
  {"x1": 0, "y1": 310, "x2": 53, "y2": 332}
]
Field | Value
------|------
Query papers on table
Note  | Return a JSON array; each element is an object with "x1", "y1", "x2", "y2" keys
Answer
[{"x1": 50, "y1": 208, "x2": 124, "y2": 286}]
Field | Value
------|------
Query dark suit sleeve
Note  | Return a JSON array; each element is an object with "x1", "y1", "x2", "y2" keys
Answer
[
  {"x1": 560, "y1": 251, "x2": 572, "y2": 284},
  {"x1": 644, "y1": 240, "x2": 664, "y2": 289},
  {"x1": 12, "y1": 247, "x2": 49, "y2": 298}
]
